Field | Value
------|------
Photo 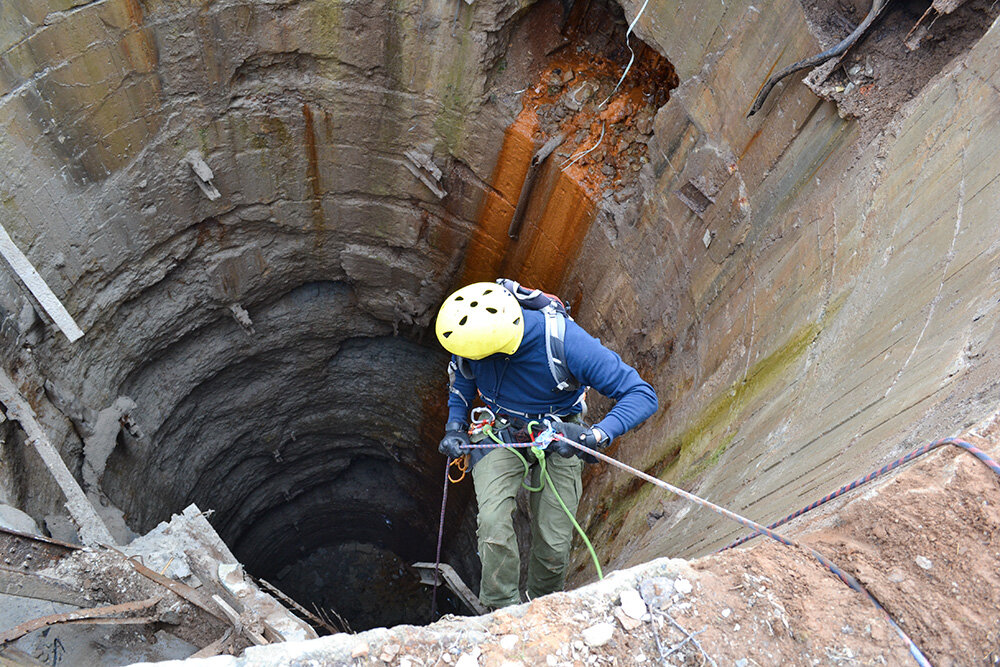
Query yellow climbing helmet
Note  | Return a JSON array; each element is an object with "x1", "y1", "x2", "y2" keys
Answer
[{"x1": 435, "y1": 282, "x2": 524, "y2": 359}]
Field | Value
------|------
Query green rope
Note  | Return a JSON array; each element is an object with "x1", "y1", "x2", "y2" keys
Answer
[
  {"x1": 530, "y1": 443, "x2": 604, "y2": 580},
  {"x1": 480, "y1": 422, "x2": 603, "y2": 578},
  {"x1": 484, "y1": 424, "x2": 543, "y2": 491}
]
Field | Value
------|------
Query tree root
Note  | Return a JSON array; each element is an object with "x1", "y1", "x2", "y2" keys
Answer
[{"x1": 747, "y1": 0, "x2": 892, "y2": 117}]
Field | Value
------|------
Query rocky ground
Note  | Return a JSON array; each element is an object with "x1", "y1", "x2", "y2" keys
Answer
[{"x1": 138, "y1": 412, "x2": 1000, "y2": 667}]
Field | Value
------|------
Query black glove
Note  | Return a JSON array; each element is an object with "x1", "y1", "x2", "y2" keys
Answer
[
  {"x1": 546, "y1": 420, "x2": 603, "y2": 458},
  {"x1": 439, "y1": 421, "x2": 470, "y2": 458}
]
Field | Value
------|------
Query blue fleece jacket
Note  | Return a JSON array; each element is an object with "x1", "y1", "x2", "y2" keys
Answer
[{"x1": 447, "y1": 309, "x2": 658, "y2": 442}]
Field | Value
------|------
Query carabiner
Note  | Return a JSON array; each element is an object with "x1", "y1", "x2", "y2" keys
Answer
[{"x1": 469, "y1": 407, "x2": 497, "y2": 436}]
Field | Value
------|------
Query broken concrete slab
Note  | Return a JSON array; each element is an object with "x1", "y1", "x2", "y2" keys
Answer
[
  {"x1": 124, "y1": 505, "x2": 316, "y2": 643},
  {"x1": 0, "y1": 506, "x2": 40, "y2": 536}
]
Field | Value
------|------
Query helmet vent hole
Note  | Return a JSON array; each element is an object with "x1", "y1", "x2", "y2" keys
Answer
[
  {"x1": 513, "y1": 317, "x2": 521, "y2": 326},
  {"x1": 486, "y1": 307, "x2": 497, "y2": 313},
  {"x1": 483, "y1": 289, "x2": 493, "y2": 294},
  {"x1": 454, "y1": 296, "x2": 464, "y2": 301},
  {"x1": 459, "y1": 316, "x2": 468, "y2": 326},
  {"x1": 470, "y1": 301, "x2": 478, "y2": 307},
  {"x1": 442, "y1": 331, "x2": 452, "y2": 338}
]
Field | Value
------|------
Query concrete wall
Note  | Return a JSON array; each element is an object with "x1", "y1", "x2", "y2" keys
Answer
[{"x1": 566, "y1": 2, "x2": 1000, "y2": 575}]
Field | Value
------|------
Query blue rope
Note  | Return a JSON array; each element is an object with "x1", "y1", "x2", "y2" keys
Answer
[
  {"x1": 720, "y1": 438, "x2": 1000, "y2": 551},
  {"x1": 551, "y1": 434, "x2": 937, "y2": 666}
]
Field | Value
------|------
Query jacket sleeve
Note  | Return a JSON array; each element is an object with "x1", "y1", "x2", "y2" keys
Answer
[
  {"x1": 564, "y1": 324, "x2": 658, "y2": 442},
  {"x1": 447, "y1": 356, "x2": 478, "y2": 425}
]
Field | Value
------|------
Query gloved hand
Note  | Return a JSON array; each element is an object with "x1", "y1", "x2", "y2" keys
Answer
[
  {"x1": 546, "y1": 420, "x2": 604, "y2": 458},
  {"x1": 439, "y1": 421, "x2": 470, "y2": 458}
]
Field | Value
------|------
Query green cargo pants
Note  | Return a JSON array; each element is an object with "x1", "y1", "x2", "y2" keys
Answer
[{"x1": 472, "y1": 444, "x2": 584, "y2": 609}]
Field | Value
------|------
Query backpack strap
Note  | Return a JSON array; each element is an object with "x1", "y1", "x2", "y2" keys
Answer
[
  {"x1": 542, "y1": 305, "x2": 580, "y2": 392},
  {"x1": 495, "y1": 277, "x2": 579, "y2": 392},
  {"x1": 496, "y1": 278, "x2": 569, "y2": 315},
  {"x1": 447, "y1": 358, "x2": 475, "y2": 408}
]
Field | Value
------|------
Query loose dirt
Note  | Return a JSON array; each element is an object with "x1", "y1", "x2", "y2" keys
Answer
[
  {"x1": 203, "y1": 413, "x2": 1000, "y2": 666},
  {"x1": 800, "y1": 0, "x2": 1000, "y2": 136}
]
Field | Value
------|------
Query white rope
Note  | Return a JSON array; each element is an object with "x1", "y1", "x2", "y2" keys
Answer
[
  {"x1": 560, "y1": 121, "x2": 605, "y2": 171},
  {"x1": 599, "y1": 0, "x2": 652, "y2": 107}
]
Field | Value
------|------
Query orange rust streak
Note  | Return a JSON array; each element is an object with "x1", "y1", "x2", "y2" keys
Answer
[
  {"x1": 459, "y1": 109, "x2": 539, "y2": 285},
  {"x1": 302, "y1": 103, "x2": 325, "y2": 243},
  {"x1": 501, "y1": 163, "x2": 596, "y2": 294}
]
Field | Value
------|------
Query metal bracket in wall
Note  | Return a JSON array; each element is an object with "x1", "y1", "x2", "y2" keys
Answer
[
  {"x1": 0, "y1": 224, "x2": 84, "y2": 343},
  {"x1": 412, "y1": 561, "x2": 487, "y2": 615},
  {"x1": 181, "y1": 150, "x2": 222, "y2": 201},
  {"x1": 403, "y1": 149, "x2": 447, "y2": 199}
]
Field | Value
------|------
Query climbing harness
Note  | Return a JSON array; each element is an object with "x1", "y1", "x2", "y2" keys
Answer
[
  {"x1": 719, "y1": 436, "x2": 1000, "y2": 551},
  {"x1": 546, "y1": 432, "x2": 1000, "y2": 667},
  {"x1": 439, "y1": 409, "x2": 605, "y2": 584}
]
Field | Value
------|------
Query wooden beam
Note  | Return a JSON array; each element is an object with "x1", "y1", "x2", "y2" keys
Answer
[
  {"x1": 0, "y1": 369, "x2": 114, "y2": 546},
  {"x1": 0, "y1": 224, "x2": 83, "y2": 343}
]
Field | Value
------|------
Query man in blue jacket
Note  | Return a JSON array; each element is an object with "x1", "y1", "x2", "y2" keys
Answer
[{"x1": 435, "y1": 281, "x2": 658, "y2": 610}]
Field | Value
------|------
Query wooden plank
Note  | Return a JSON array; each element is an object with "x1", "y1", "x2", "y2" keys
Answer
[
  {"x1": 0, "y1": 567, "x2": 92, "y2": 606},
  {"x1": 412, "y1": 562, "x2": 487, "y2": 615},
  {"x1": 0, "y1": 597, "x2": 161, "y2": 644}
]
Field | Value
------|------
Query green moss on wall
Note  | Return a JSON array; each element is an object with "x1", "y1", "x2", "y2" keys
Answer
[
  {"x1": 590, "y1": 292, "x2": 848, "y2": 556},
  {"x1": 432, "y1": 8, "x2": 475, "y2": 155}
]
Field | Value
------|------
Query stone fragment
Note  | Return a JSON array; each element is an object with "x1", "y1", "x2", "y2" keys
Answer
[
  {"x1": 915, "y1": 556, "x2": 933, "y2": 570},
  {"x1": 615, "y1": 607, "x2": 642, "y2": 631},
  {"x1": 499, "y1": 634, "x2": 518, "y2": 650},
  {"x1": 619, "y1": 588, "x2": 647, "y2": 620},
  {"x1": 229, "y1": 303, "x2": 255, "y2": 334},
  {"x1": 635, "y1": 111, "x2": 655, "y2": 134},
  {"x1": 0, "y1": 504, "x2": 41, "y2": 534},
  {"x1": 674, "y1": 578, "x2": 694, "y2": 596},
  {"x1": 352, "y1": 643, "x2": 370, "y2": 658},
  {"x1": 582, "y1": 622, "x2": 615, "y2": 647},
  {"x1": 380, "y1": 642, "x2": 401, "y2": 662},
  {"x1": 455, "y1": 653, "x2": 479, "y2": 667},
  {"x1": 566, "y1": 82, "x2": 595, "y2": 110},
  {"x1": 639, "y1": 578, "x2": 674, "y2": 609},
  {"x1": 181, "y1": 150, "x2": 221, "y2": 201},
  {"x1": 546, "y1": 655, "x2": 558, "y2": 666}
]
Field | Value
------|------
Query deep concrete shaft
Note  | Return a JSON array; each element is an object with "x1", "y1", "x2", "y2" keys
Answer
[{"x1": 1, "y1": 0, "x2": 999, "y2": 645}]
